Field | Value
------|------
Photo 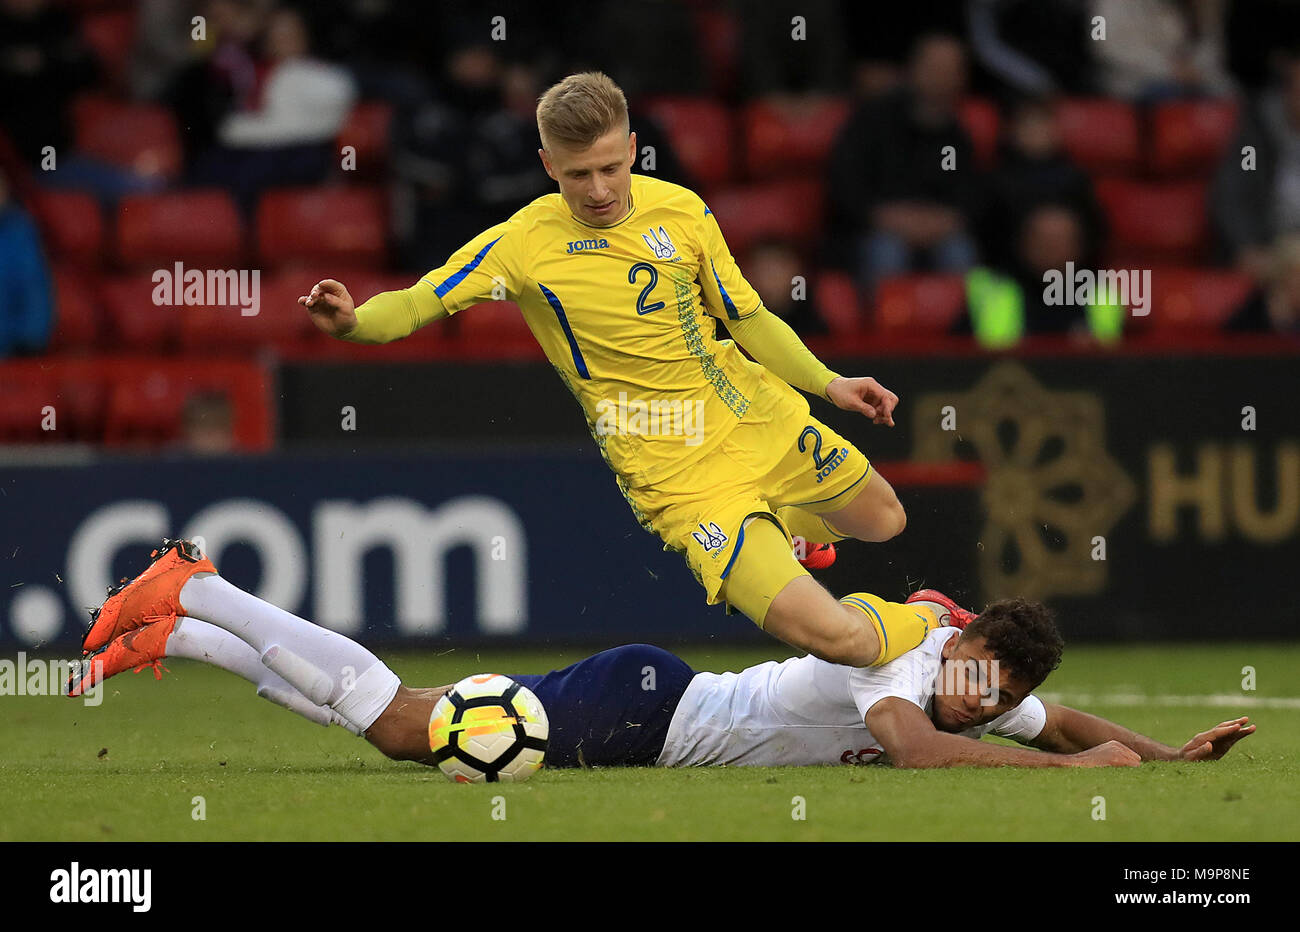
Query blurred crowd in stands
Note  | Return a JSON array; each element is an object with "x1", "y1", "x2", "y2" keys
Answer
[{"x1": 3, "y1": 0, "x2": 1300, "y2": 383}]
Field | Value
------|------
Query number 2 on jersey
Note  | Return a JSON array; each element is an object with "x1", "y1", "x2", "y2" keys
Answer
[
  {"x1": 798, "y1": 425, "x2": 833, "y2": 470},
  {"x1": 629, "y1": 262, "x2": 666, "y2": 316}
]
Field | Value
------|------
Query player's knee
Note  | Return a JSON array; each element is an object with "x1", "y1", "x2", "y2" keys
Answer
[
  {"x1": 885, "y1": 500, "x2": 906, "y2": 539},
  {"x1": 862, "y1": 498, "x2": 906, "y2": 543}
]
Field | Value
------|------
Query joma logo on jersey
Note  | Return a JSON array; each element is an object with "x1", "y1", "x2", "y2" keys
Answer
[
  {"x1": 691, "y1": 522, "x2": 728, "y2": 552},
  {"x1": 815, "y1": 446, "x2": 849, "y2": 483},
  {"x1": 642, "y1": 225, "x2": 676, "y2": 260},
  {"x1": 565, "y1": 238, "x2": 610, "y2": 254}
]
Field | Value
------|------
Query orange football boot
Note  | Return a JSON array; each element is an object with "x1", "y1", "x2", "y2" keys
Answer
[
  {"x1": 66, "y1": 617, "x2": 176, "y2": 698},
  {"x1": 81, "y1": 538, "x2": 214, "y2": 655}
]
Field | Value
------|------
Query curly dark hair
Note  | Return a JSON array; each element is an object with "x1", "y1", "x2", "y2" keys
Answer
[{"x1": 961, "y1": 598, "x2": 1064, "y2": 689}]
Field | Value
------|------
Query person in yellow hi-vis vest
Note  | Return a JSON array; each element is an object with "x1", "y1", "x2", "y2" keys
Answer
[
  {"x1": 299, "y1": 72, "x2": 955, "y2": 669},
  {"x1": 959, "y1": 205, "x2": 1124, "y2": 346}
]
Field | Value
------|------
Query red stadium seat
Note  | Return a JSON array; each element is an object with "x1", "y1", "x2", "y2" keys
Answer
[
  {"x1": 813, "y1": 270, "x2": 864, "y2": 335},
  {"x1": 32, "y1": 190, "x2": 104, "y2": 268},
  {"x1": 348, "y1": 272, "x2": 424, "y2": 306},
  {"x1": 102, "y1": 371, "x2": 189, "y2": 447},
  {"x1": 1095, "y1": 179, "x2": 1210, "y2": 265},
  {"x1": 53, "y1": 377, "x2": 107, "y2": 442},
  {"x1": 100, "y1": 273, "x2": 183, "y2": 350},
  {"x1": 641, "y1": 97, "x2": 735, "y2": 187},
  {"x1": 116, "y1": 190, "x2": 244, "y2": 268},
  {"x1": 72, "y1": 95, "x2": 182, "y2": 181},
  {"x1": 335, "y1": 101, "x2": 394, "y2": 178},
  {"x1": 740, "y1": 97, "x2": 851, "y2": 180},
  {"x1": 1149, "y1": 99, "x2": 1239, "y2": 177},
  {"x1": 255, "y1": 187, "x2": 387, "y2": 269},
  {"x1": 958, "y1": 97, "x2": 1000, "y2": 169},
  {"x1": 456, "y1": 300, "x2": 534, "y2": 345},
  {"x1": 1055, "y1": 98, "x2": 1140, "y2": 176},
  {"x1": 1146, "y1": 268, "x2": 1254, "y2": 330},
  {"x1": 0, "y1": 379, "x2": 54, "y2": 442},
  {"x1": 80, "y1": 8, "x2": 137, "y2": 93},
  {"x1": 257, "y1": 263, "x2": 376, "y2": 325},
  {"x1": 874, "y1": 275, "x2": 967, "y2": 333},
  {"x1": 177, "y1": 272, "x2": 317, "y2": 353},
  {"x1": 49, "y1": 264, "x2": 101, "y2": 350},
  {"x1": 703, "y1": 180, "x2": 825, "y2": 258}
]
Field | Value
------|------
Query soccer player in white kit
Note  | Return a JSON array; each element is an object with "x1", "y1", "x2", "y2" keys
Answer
[{"x1": 68, "y1": 541, "x2": 1254, "y2": 770}]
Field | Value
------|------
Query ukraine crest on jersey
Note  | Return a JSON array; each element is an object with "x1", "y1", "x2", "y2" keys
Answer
[{"x1": 420, "y1": 173, "x2": 799, "y2": 488}]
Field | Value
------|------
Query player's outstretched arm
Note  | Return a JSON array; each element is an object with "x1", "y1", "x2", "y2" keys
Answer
[
  {"x1": 301, "y1": 278, "x2": 450, "y2": 344},
  {"x1": 725, "y1": 308, "x2": 842, "y2": 398},
  {"x1": 724, "y1": 309, "x2": 900, "y2": 425},
  {"x1": 1030, "y1": 704, "x2": 1256, "y2": 762},
  {"x1": 867, "y1": 697, "x2": 1140, "y2": 768}
]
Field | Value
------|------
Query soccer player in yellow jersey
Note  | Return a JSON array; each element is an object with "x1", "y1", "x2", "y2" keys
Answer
[{"x1": 302, "y1": 72, "x2": 941, "y2": 668}]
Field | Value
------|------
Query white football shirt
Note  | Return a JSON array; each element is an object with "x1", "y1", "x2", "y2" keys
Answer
[{"x1": 656, "y1": 627, "x2": 1047, "y2": 767}]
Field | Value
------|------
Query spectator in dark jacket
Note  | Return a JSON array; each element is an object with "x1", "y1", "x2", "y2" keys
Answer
[
  {"x1": 828, "y1": 33, "x2": 980, "y2": 292},
  {"x1": 1211, "y1": 55, "x2": 1300, "y2": 277},
  {"x1": 955, "y1": 204, "x2": 1123, "y2": 347},
  {"x1": 0, "y1": 0, "x2": 98, "y2": 171},
  {"x1": 0, "y1": 0, "x2": 162, "y2": 204},
  {"x1": 979, "y1": 96, "x2": 1105, "y2": 271}
]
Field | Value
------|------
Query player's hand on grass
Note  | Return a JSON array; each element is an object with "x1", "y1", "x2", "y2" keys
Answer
[
  {"x1": 827, "y1": 376, "x2": 899, "y2": 426},
  {"x1": 300, "y1": 279, "x2": 358, "y2": 338},
  {"x1": 1071, "y1": 740, "x2": 1142, "y2": 767},
  {"x1": 1177, "y1": 717, "x2": 1255, "y2": 762}
]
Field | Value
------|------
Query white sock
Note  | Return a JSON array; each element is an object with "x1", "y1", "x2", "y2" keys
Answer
[
  {"x1": 179, "y1": 574, "x2": 400, "y2": 733},
  {"x1": 167, "y1": 617, "x2": 362, "y2": 735}
]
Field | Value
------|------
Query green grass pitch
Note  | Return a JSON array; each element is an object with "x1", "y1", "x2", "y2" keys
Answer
[{"x1": 2, "y1": 642, "x2": 1295, "y2": 841}]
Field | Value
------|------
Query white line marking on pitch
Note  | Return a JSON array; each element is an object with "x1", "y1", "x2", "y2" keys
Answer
[{"x1": 1038, "y1": 692, "x2": 1300, "y2": 710}]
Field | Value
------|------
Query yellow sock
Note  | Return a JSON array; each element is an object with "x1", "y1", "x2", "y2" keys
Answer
[
  {"x1": 839, "y1": 592, "x2": 940, "y2": 666},
  {"x1": 775, "y1": 505, "x2": 848, "y2": 545}
]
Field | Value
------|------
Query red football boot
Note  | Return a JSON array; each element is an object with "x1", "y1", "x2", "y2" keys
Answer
[
  {"x1": 905, "y1": 588, "x2": 977, "y2": 630},
  {"x1": 793, "y1": 536, "x2": 837, "y2": 570}
]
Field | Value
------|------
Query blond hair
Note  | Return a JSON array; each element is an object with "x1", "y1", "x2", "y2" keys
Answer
[{"x1": 536, "y1": 71, "x2": 629, "y2": 151}]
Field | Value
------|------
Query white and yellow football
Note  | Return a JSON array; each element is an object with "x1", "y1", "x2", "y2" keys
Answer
[{"x1": 428, "y1": 674, "x2": 549, "y2": 783}]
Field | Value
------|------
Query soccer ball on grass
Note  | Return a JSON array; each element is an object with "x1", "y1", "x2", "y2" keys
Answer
[{"x1": 428, "y1": 674, "x2": 549, "y2": 783}]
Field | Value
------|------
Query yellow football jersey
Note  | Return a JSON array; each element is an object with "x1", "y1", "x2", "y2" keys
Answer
[{"x1": 421, "y1": 173, "x2": 810, "y2": 487}]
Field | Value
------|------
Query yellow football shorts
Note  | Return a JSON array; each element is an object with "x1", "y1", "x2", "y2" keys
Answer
[{"x1": 618, "y1": 398, "x2": 872, "y2": 626}]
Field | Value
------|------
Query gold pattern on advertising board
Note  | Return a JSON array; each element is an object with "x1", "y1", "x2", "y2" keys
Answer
[{"x1": 912, "y1": 362, "x2": 1137, "y2": 602}]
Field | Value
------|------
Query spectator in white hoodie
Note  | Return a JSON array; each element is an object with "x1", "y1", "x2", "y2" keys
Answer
[
  {"x1": 218, "y1": 6, "x2": 356, "y2": 148},
  {"x1": 191, "y1": 5, "x2": 357, "y2": 213}
]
